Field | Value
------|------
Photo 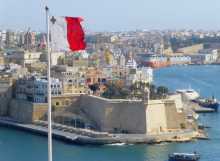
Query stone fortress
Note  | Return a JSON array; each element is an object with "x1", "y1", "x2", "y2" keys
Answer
[{"x1": 1, "y1": 91, "x2": 195, "y2": 136}]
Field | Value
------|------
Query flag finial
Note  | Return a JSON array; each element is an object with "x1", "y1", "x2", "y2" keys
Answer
[
  {"x1": 45, "y1": 6, "x2": 49, "y2": 11},
  {"x1": 51, "y1": 16, "x2": 56, "y2": 24}
]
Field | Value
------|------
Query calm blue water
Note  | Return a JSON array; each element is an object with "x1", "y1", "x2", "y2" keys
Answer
[{"x1": 0, "y1": 65, "x2": 220, "y2": 161}]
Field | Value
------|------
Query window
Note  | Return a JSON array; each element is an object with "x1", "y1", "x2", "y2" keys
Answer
[{"x1": 55, "y1": 102, "x2": 60, "y2": 106}]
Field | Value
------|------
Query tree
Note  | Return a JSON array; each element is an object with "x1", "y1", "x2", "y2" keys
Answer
[
  {"x1": 157, "y1": 86, "x2": 169, "y2": 98},
  {"x1": 149, "y1": 84, "x2": 157, "y2": 99},
  {"x1": 89, "y1": 83, "x2": 100, "y2": 94},
  {"x1": 102, "y1": 81, "x2": 129, "y2": 99}
]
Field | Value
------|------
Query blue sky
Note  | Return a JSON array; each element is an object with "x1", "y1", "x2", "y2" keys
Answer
[{"x1": 1, "y1": 0, "x2": 220, "y2": 31}]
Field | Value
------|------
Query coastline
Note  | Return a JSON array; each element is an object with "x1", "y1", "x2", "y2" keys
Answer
[{"x1": 0, "y1": 118, "x2": 205, "y2": 146}]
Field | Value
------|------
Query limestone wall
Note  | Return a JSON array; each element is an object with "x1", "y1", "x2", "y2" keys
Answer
[
  {"x1": 9, "y1": 99, "x2": 47, "y2": 123},
  {"x1": 80, "y1": 95, "x2": 147, "y2": 134},
  {"x1": 0, "y1": 97, "x2": 10, "y2": 116},
  {"x1": 168, "y1": 94, "x2": 184, "y2": 112},
  {"x1": 146, "y1": 97, "x2": 187, "y2": 134},
  {"x1": 52, "y1": 94, "x2": 81, "y2": 112},
  {"x1": 146, "y1": 100, "x2": 168, "y2": 134},
  {"x1": 0, "y1": 85, "x2": 13, "y2": 116},
  {"x1": 164, "y1": 100, "x2": 186, "y2": 130}
]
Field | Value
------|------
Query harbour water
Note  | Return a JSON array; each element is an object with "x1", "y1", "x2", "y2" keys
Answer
[{"x1": 0, "y1": 65, "x2": 220, "y2": 161}]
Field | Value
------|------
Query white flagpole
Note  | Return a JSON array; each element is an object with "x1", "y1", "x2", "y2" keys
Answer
[{"x1": 45, "y1": 6, "x2": 53, "y2": 161}]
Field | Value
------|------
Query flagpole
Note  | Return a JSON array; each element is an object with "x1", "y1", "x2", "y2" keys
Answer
[{"x1": 45, "y1": 6, "x2": 53, "y2": 161}]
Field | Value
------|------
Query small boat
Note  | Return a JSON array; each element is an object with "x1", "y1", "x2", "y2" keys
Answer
[
  {"x1": 193, "y1": 96, "x2": 219, "y2": 111},
  {"x1": 168, "y1": 152, "x2": 200, "y2": 161},
  {"x1": 176, "y1": 89, "x2": 200, "y2": 101}
]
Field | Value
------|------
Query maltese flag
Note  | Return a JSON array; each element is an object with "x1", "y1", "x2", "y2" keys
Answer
[{"x1": 50, "y1": 16, "x2": 86, "y2": 52}]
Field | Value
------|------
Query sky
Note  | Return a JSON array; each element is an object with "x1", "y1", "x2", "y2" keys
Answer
[{"x1": 1, "y1": 0, "x2": 220, "y2": 32}]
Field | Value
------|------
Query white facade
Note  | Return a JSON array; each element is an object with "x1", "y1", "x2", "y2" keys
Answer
[
  {"x1": 51, "y1": 78, "x2": 62, "y2": 96},
  {"x1": 126, "y1": 67, "x2": 153, "y2": 86},
  {"x1": 126, "y1": 58, "x2": 137, "y2": 69},
  {"x1": 51, "y1": 52, "x2": 65, "y2": 66},
  {"x1": 16, "y1": 76, "x2": 63, "y2": 103},
  {"x1": 33, "y1": 77, "x2": 47, "y2": 103},
  {"x1": 190, "y1": 49, "x2": 219, "y2": 64},
  {"x1": 169, "y1": 55, "x2": 191, "y2": 65}
]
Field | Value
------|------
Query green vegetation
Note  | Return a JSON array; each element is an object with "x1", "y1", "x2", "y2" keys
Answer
[
  {"x1": 89, "y1": 83, "x2": 100, "y2": 94},
  {"x1": 101, "y1": 81, "x2": 169, "y2": 100},
  {"x1": 102, "y1": 81, "x2": 130, "y2": 99}
]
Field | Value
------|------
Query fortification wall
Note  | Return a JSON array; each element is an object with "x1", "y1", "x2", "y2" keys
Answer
[
  {"x1": 146, "y1": 100, "x2": 167, "y2": 134},
  {"x1": 164, "y1": 100, "x2": 186, "y2": 130},
  {"x1": 80, "y1": 95, "x2": 147, "y2": 134},
  {"x1": 9, "y1": 99, "x2": 47, "y2": 123}
]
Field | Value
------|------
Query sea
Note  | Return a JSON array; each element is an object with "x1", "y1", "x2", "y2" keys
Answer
[{"x1": 0, "y1": 65, "x2": 220, "y2": 161}]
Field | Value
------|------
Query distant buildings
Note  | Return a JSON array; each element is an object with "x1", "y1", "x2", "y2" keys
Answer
[
  {"x1": 0, "y1": 53, "x2": 4, "y2": 65},
  {"x1": 126, "y1": 67, "x2": 153, "y2": 86},
  {"x1": 5, "y1": 30, "x2": 16, "y2": 48},
  {"x1": 52, "y1": 65, "x2": 87, "y2": 94},
  {"x1": 15, "y1": 75, "x2": 63, "y2": 103},
  {"x1": 5, "y1": 50, "x2": 42, "y2": 66},
  {"x1": 0, "y1": 28, "x2": 205, "y2": 137},
  {"x1": 169, "y1": 55, "x2": 191, "y2": 65},
  {"x1": 189, "y1": 49, "x2": 218, "y2": 64}
]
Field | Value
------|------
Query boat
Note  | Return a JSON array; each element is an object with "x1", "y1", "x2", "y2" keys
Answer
[
  {"x1": 136, "y1": 54, "x2": 170, "y2": 68},
  {"x1": 176, "y1": 89, "x2": 200, "y2": 101},
  {"x1": 193, "y1": 97, "x2": 219, "y2": 111},
  {"x1": 168, "y1": 152, "x2": 200, "y2": 161}
]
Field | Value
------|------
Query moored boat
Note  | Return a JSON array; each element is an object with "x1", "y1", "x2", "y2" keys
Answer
[
  {"x1": 193, "y1": 97, "x2": 219, "y2": 111},
  {"x1": 176, "y1": 89, "x2": 200, "y2": 101},
  {"x1": 136, "y1": 54, "x2": 170, "y2": 68},
  {"x1": 168, "y1": 152, "x2": 200, "y2": 161}
]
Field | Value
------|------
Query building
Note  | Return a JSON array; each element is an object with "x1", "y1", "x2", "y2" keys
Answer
[
  {"x1": 15, "y1": 75, "x2": 63, "y2": 103},
  {"x1": 190, "y1": 49, "x2": 218, "y2": 64},
  {"x1": 5, "y1": 30, "x2": 15, "y2": 48},
  {"x1": 86, "y1": 67, "x2": 107, "y2": 86},
  {"x1": 64, "y1": 52, "x2": 89, "y2": 67},
  {"x1": 6, "y1": 50, "x2": 42, "y2": 66},
  {"x1": 177, "y1": 44, "x2": 204, "y2": 54},
  {"x1": 51, "y1": 52, "x2": 65, "y2": 66},
  {"x1": 126, "y1": 67, "x2": 153, "y2": 86},
  {"x1": 79, "y1": 94, "x2": 189, "y2": 134},
  {"x1": 0, "y1": 63, "x2": 28, "y2": 79},
  {"x1": 0, "y1": 77, "x2": 13, "y2": 116},
  {"x1": 52, "y1": 65, "x2": 87, "y2": 94},
  {"x1": 0, "y1": 53, "x2": 4, "y2": 65},
  {"x1": 51, "y1": 78, "x2": 62, "y2": 96},
  {"x1": 169, "y1": 55, "x2": 191, "y2": 65},
  {"x1": 24, "y1": 31, "x2": 36, "y2": 50}
]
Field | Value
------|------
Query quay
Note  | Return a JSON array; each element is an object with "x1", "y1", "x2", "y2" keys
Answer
[{"x1": 0, "y1": 117, "x2": 206, "y2": 145}]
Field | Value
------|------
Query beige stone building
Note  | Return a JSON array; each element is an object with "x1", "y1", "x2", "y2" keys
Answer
[
  {"x1": 79, "y1": 94, "x2": 188, "y2": 134},
  {"x1": 177, "y1": 44, "x2": 204, "y2": 55},
  {"x1": 52, "y1": 66, "x2": 87, "y2": 94},
  {"x1": 3, "y1": 92, "x2": 191, "y2": 135},
  {"x1": 7, "y1": 94, "x2": 81, "y2": 124},
  {"x1": 9, "y1": 99, "x2": 47, "y2": 123},
  {"x1": 0, "y1": 77, "x2": 13, "y2": 116},
  {"x1": 0, "y1": 53, "x2": 4, "y2": 65},
  {"x1": 6, "y1": 50, "x2": 42, "y2": 66}
]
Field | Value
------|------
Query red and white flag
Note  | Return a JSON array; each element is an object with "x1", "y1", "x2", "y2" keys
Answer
[{"x1": 50, "y1": 16, "x2": 86, "y2": 52}]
